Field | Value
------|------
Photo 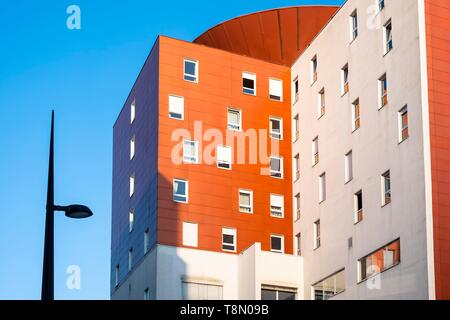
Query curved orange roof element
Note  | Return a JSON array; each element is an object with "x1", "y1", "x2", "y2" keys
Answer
[{"x1": 194, "y1": 6, "x2": 340, "y2": 66}]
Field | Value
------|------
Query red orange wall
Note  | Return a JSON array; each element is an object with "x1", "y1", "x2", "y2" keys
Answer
[
  {"x1": 425, "y1": 0, "x2": 450, "y2": 300},
  {"x1": 156, "y1": 36, "x2": 293, "y2": 254}
]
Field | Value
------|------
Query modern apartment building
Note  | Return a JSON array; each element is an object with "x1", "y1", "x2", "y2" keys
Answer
[{"x1": 111, "y1": 0, "x2": 450, "y2": 300}]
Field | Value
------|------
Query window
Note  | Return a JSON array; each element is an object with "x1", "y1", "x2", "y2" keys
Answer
[
  {"x1": 270, "y1": 194, "x2": 284, "y2": 218},
  {"x1": 169, "y1": 95, "x2": 184, "y2": 120},
  {"x1": 242, "y1": 72, "x2": 256, "y2": 95},
  {"x1": 311, "y1": 56, "x2": 318, "y2": 84},
  {"x1": 294, "y1": 193, "x2": 301, "y2": 221},
  {"x1": 293, "y1": 114, "x2": 299, "y2": 142},
  {"x1": 227, "y1": 108, "x2": 242, "y2": 131},
  {"x1": 144, "y1": 229, "x2": 150, "y2": 254},
  {"x1": 354, "y1": 191, "x2": 363, "y2": 224},
  {"x1": 270, "y1": 235, "x2": 284, "y2": 253},
  {"x1": 319, "y1": 173, "x2": 326, "y2": 203},
  {"x1": 312, "y1": 137, "x2": 319, "y2": 166},
  {"x1": 270, "y1": 156, "x2": 283, "y2": 178},
  {"x1": 296, "y1": 233, "x2": 301, "y2": 256},
  {"x1": 173, "y1": 179, "x2": 188, "y2": 203},
  {"x1": 358, "y1": 239, "x2": 401, "y2": 282},
  {"x1": 222, "y1": 228, "x2": 236, "y2": 252},
  {"x1": 130, "y1": 100, "x2": 136, "y2": 124},
  {"x1": 312, "y1": 269, "x2": 345, "y2": 300},
  {"x1": 379, "y1": 74, "x2": 388, "y2": 108},
  {"x1": 269, "y1": 78, "x2": 283, "y2": 101},
  {"x1": 345, "y1": 151, "x2": 353, "y2": 183},
  {"x1": 129, "y1": 209, "x2": 134, "y2": 233},
  {"x1": 352, "y1": 98, "x2": 360, "y2": 132},
  {"x1": 341, "y1": 64, "x2": 349, "y2": 95},
  {"x1": 183, "y1": 140, "x2": 198, "y2": 164},
  {"x1": 293, "y1": 77, "x2": 299, "y2": 103},
  {"x1": 182, "y1": 222, "x2": 198, "y2": 248},
  {"x1": 318, "y1": 88, "x2": 326, "y2": 118},
  {"x1": 128, "y1": 248, "x2": 133, "y2": 271},
  {"x1": 269, "y1": 117, "x2": 283, "y2": 140},
  {"x1": 399, "y1": 106, "x2": 409, "y2": 142},
  {"x1": 261, "y1": 287, "x2": 296, "y2": 300},
  {"x1": 384, "y1": 20, "x2": 393, "y2": 54},
  {"x1": 239, "y1": 189, "x2": 253, "y2": 213},
  {"x1": 350, "y1": 10, "x2": 358, "y2": 41},
  {"x1": 184, "y1": 59, "x2": 198, "y2": 83},
  {"x1": 115, "y1": 265, "x2": 120, "y2": 287},
  {"x1": 378, "y1": 0, "x2": 385, "y2": 12},
  {"x1": 130, "y1": 136, "x2": 135, "y2": 160},
  {"x1": 129, "y1": 174, "x2": 135, "y2": 198},
  {"x1": 144, "y1": 288, "x2": 150, "y2": 300},
  {"x1": 293, "y1": 154, "x2": 300, "y2": 181},
  {"x1": 217, "y1": 145, "x2": 232, "y2": 170},
  {"x1": 182, "y1": 282, "x2": 223, "y2": 300},
  {"x1": 314, "y1": 220, "x2": 321, "y2": 249},
  {"x1": 381, "y1": 171, "x2": 391, "y2": 206}
]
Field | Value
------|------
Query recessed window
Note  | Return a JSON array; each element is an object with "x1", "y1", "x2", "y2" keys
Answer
[
  {"x1": 270, "y1": 156, "x2": 283, "y2": 179},
  {"x1": 314, "y1": 220, "x2": 321, "y2": 249},
  {"x1": 319, "y1": 173, "x2": 326, "y2": 203},
  {"x1": 379, "y1": 74, "x2": 388, "y2": 108},
  {"x1": 293, "y1": 154, "x2": 300, "y2": 181},
  {"x1": 318, "y1": 88, "x2": 326, "y2": 118},
  {"x1": 128, "y1": 248, "x2": 133, "y2": 272},
  {"x1": 378, "y1": 0, "x2": 385, "y2": 12},
  {"x1": 293, "y1": 77, "x2": 299, "y2": 103},
  {"x1": 261, "y1": 287, "x2": 296, "y2": 300},
  {"x1": 398, "y1": 106, "x2": 409, "y2": 142},
  {"x1": 311, "y1": 56, "x2": 318, "y2": 84},
  {"x1": 341, "y1": 64, "x2": 349, "y2": 95},
  {"x1": 144, "y1": 229, "x2": 149, "y2": 254},
  {"x1": 182, "y1": 222, "x2": 198, "y2": 248},
  {"x1": 129, "y1": 208, "x2": 134, "y2": 233},
  {"x1": 350, "y1": 10, "x2": 358, "y2": 41},
  {"x1": 270, "y1": 235, "x2": 284, "y2": 253},
  {"x1": 227, "y1": 108, "x2": 242, "y2": 131},
  {"x1": 354, "y1": 190, "x2": 363, "y2": 224},
  {"x1": 269, "y1": 78, "x2": 283, "y2": 101},
  {"x1": 293, "y1": 114, "x2": 299, "y2": 142},
  {"x1": 183, "y1": 140, "x2": 198, "y2": 164},
  {"x1": 312, "y1": 269, "x2": 345, "y2": 300},
  {"x1": 269, "y1": 117, "x2": 283, "y2": 140},
  {"x1": 239, "y1": 189, "x2": 253, "y2": 213},
  {"x1": 144, "y1": 288, "x2": 150, "y2": 300},
  {"x1": 381, "y1": 171, "x2": 391, "y2": 206},
  {"x1": 294, "y1": 193, "x2": 301, "y2": 221},
  {"x1": 173, "y1": 179, "x2": 188, "y2": 203},
  {"x1": 384, "y1": 20, "x2": 393, "y2": 54},
  {"x1": 217, "y1": 145, "x2": 232, "y2": 170},
  {"x1": 242, "y1": 72, "x2": 256, "y2": 95},
  {"x1": 129, "y1": 174, "x2": 135, "y2": 198},
  {"x1": 130, "y1": 136, "x2": 136, "y2": 160},
  {"x1": 169, "y1": 95, "x2": 184, "y2": 120},
  {"x1": 345, "y1": 151, "x2": 353, "y2": 183},
  {"x1": 270, "y1": 194, "x2": 284, "y2": 218},
  {"x1": 312, "y1": 137, "x2": 319, "y2": 166},
  {"x1": 295, "y1": 233, "x2": 301, "y2": 256},
  {"x1": 184, "y1": 59, "x2": 198, "y2": 83},
  {"x1": 352, "y1": 98, "x2": 361, "y2": 132},
  {"x1": 222, "y1": 228, "x2": 236, "y2": 252},
  {"x1": 130, "y1": 100, "x2": 136, "y2": 124},
  {"x1": 115, "y1": 265, "x2": 120, "y2": 287},
  {"x1": 358, "y1": 239, "x2": 400, "y2": 282}
]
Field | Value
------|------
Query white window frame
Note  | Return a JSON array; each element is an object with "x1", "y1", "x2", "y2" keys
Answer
[
  {"x1": 182, "y1": 222, "x2": 198, "y2": 248},
  {"x1": 313, "y1": 220, "x2": 321, "y2": 249},
  {"x1": 311, "y1": 56, "x2": 318, "y2": 84},
  {"x1": 239, "y1": 189, "x2": 253, "y2": 214},
  {"x1": 129, "y1": 208, "x2": 134, "y2": 233},
  {"x1": 130, "y1": 135, "x2": 136, "y2": 160},
  {"x1": 312, "y1": 269, "x2": 345, "y2": 300},
  {"x1": 227, "y1": 108, "x2": 242, "y2": 132},
  {"x1": 398, "y1": 106, "x2": 409, "y2": 143},
  {"x1": 293, "y1": 114, "x2": 299, "y2": 142},
  {"x1": 269, "y1": 117, "x2": 283, "y2": 140},
  {"x1": 319, "y1": 173, "x2": 326, "y2": 203},
  {"x1": 349, "y1": 10, "x2": 358, "y2": 42},
  {"x1": 352, "y1": 98, "x2": 360, "y2": 132},
  {"x1": 294, "y1": 193, "x2": 301, "y2": 222},
  {"x1": 269, "y1": 78, "x2": 283, "y2": 102},
  {"x1": 318, "y1": 88, "x2": 325, "y2": 118},
  {"x1": 130, "y1": 174, "x2": 135, "y2": 198},
  {"x1": 341, "y1": 64, "x2": 349, "y2": 95},
  {"x1": 173, "y1": 179, "x2": 188, "y2": 203},
  {"x1": 183, "y1": 140, "x2": 199, "y2": 164},
  {"x1": 312, "y1": 137, "x2": 319, "y2": 166},
  {"x1": 242, "y1": 72, "x2": 256, "y2": 96},
  {"x1": 222, "y1": 227, "x2": 237, "y2": 252},
  {"x1": 378, "y1": 74, "x2": 388, "y2": 109},
  {"x1": 270, "y1": 156, "x2": 284, "y2": 179},
  {"x1": 217, "y1": 145, "x2": 232, "y2": 170},
  {"x1": 270, "y1": 234, "x2": 285, "y2": 253},
  {"x1": 293, "y1": 154, "x2": 300, "y2": 181},
  {"x1": 270, "y1": 194, "x2": 285, "y2": 218},
  {"x1": 130, "y1": 100, "x2": 136, "y2": 124},
  {"x1": 168, "y1": 95, "x2": 184, "y2": 120},
  {"x1": 383, "y1": 19, "x2": 393, "y2": 55},
  {"x1": 354, "y1": 190, "x2": 363, "y2": 224},
  {"x1": 381, "y1": 171, "x2": 391, "y2": 206},
  {"x1": 293, "y1": 77, "x2": 299, "y2": 104},
  {"x1": 184, "y1": 58, "x2": 198, "y2": 83},
  {"x1": 345, "y1": 151, "x2": 353, "y2": 183},
  {"x1": 295, "y1": 233, "x2": 301, "y2": 256}
]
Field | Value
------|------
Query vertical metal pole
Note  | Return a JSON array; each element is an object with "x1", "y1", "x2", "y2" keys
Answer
[{"x1": 41, "y1": 110, "x2": 54, "y2": 301}]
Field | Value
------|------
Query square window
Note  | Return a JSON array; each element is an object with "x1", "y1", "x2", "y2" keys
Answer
[
  {"x1": 239, "y1": 189, "x2": 253, "y2": 213},
  {"x1": 269, "y1": 117, "x2": 283, "y2": 140},
  {"x1": 270, "y1": 156, "x2": 283, "y2": 178},
  {"x1": 173, "y1": 179, "x2": 188, "y2": 203},
  {"x1": 270, "y1": 235, "x2": 284, "y2": 253},
  {"x1": 183, "y1": 140, "x2": 198, "y2": 164},
  {"x1": 242, "y1": 72, "x2": 256, "y2": 95},
  {"x1": 184, "y1": 59, "x2": 198, "y2": 83},
  {"x1": 228, "y1": 108, "x2": 242, "y2": 131},
  {"x1": 183, "y1": 222, "x2": 198, "y2": 248},
  {"x1": 169, "y1": 95, "x2": 184, "y2": 120},
  {"x1": 270, "y1": 194, "x2": 284, "y2": 218},
  {"x1": 217, "y1": 145, "x2": 232, "y2": 170},
  {"x1": 222, "y1": 228, "x2": 236, "y2": 252},
  {"x1": 269, "y1": 78, "x2": 283, "y2": 101}
]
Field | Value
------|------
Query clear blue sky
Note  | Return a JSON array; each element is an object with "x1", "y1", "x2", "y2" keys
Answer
[{"x1": 0, "y1": 0, "x2": 343, "y2": 300}]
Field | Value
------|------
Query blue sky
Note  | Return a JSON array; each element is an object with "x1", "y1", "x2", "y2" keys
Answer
[{"x1": 0, "y1": 0, "x2": 343, "y2": 300}]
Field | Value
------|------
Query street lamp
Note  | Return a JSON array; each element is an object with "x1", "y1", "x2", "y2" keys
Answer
[{"x1": 41, "y1": 110, "x2": 93, "y2": 301}]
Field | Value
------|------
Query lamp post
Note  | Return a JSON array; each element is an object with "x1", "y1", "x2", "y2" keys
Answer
[{"x1": 41, "y1": 110, "x2": 93, "y2": 301}]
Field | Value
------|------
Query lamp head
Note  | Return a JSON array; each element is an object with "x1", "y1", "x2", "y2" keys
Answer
[{"x1": 64, "y1": 205, "x2": 93, "y2": 219}]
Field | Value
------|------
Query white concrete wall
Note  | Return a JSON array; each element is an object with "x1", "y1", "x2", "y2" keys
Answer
[{"x1": 291, "y1": 0, "x2": 430, "y2": 300}]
